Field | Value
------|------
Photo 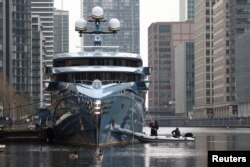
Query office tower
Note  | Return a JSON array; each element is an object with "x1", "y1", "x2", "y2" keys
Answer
[
  {"x1": 212, "y1": 0, "x2": 250, "y2": 118},
  {"x1": 193, "y1": 0, "x2": 215, "y2": 118},
  {"x1": 81, "y1": 0, "x2": 140, "y2": 53},
  {"x1": 54, "y1": 10, "x2": 69, "y2": 54},
  {"x1": 175, "y1": 42, "x2": 194, "y2": 116},
  {"x1": 193, "y1": 0, "x2": 250, "y2": 118},
  {"x1": 0, "y1": 0, "x2": 32, "y2": 94},
  {"x1": 31, "y1": 0, "x2": 54, "y2": 67},
  {"x1": 179, "y1": 0, "x2": 194, "y2": 21},
  {"x1": 32, "y1": 15, "x2": 46, "y2": 108},
  {"x1": 213, "y1": 0, "x2": 237, "y2": 117},
  {"x1": 235, "y1": 32, "x2": 250, "y2": 117},
  {"x1": 148, "y1": 22, "x2": 194, "y2": 113},
  {"x1": 233, "y1": 1, "x2": 250, "y2": 117}
]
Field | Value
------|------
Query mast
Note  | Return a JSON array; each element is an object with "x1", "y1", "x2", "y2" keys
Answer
[
  {"x1": 75, "y1": 6, "x2": 120, "y2": 47},
  {"x1": 74, "y1": 6, "x2": 121, "y2": 148}
]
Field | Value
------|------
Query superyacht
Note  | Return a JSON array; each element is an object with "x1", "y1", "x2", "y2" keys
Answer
[{"x1": 46, "y1": 6, "x2": 151, "y2": 146}]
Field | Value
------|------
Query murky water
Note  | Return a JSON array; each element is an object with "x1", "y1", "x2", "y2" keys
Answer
[{"x1": 1, "y1": 127, "x2": 250, "y2": 167}]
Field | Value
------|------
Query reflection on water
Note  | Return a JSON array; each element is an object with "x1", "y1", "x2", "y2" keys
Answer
[{"x1": 1, "y1": 128, "x2": 250, "y2": 167}]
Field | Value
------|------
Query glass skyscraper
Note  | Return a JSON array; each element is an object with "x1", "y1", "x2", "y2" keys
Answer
[{"x1": 1, "y1": 0, "x2": 32, "y2": 94}]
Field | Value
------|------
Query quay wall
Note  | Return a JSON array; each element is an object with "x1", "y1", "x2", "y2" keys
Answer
[
  {"x1": 0, "y1": 129, "x2": 47, "y2": 142},
  {"x1": 146, "y1": 116, "x2": 250, "y2": 127}
]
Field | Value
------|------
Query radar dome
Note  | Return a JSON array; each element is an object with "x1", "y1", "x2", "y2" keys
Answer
[
  {"x1": 109, "y1": 18, "x2": 120, "y2": 32},
  {"x1": 92, "y1": 6, "x2": 104, "y2": 19},
  {"x1": 75, "y1": 18, "x2": 87, "y2": 31}
]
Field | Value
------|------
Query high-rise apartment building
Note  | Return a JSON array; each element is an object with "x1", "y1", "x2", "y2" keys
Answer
[
  {"x1": 31, "y1": 0, "x2": 54, "y2": 67},
  {"x1": 193, "y1": 0, "x2": 215, "y2": 118},
  {"x1": 0, "y1": 0, "x2": 32, "y2": 94},
  {"x1": 31, "y1": 15, "x2": 46, "y2": 108},
  {"x1": 175, "y1": 42, "x2": 194, "y2": 116},
  {"x1": 31, "y1": 0, "x2": 54, "y2": 106},
  {"x1": 179, "y1": 0, "x2": 194, "y2": 21},
  {"x1": 81, "y1": 0, "x2": 140, "y2": 53},
  {"x1": 148, "y1": 22, "x2": 194, "y2": 113},
  {"x1": 54, "y1": 10, "x2": 69, "y2": 54}
]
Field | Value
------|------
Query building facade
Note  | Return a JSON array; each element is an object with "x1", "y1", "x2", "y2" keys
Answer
[
  {"x1": 193, "y1": 0, "x2": 250, "y2": 118},
  {"x1": 0, "y1": 0, "x2": 3, "y2": 74},
  {"x1": 32, "y1": 15, "x2": 46, "y2": 108},
  {"x1": 234, "y1": 0, "x2": 250, "y2": 117},
  {"x1": 31, "y1": 0, "x2": 54, "y2": 106},
  {"x1": 235, "y1": 32, "x2": 250, "y2": 117},
  {"x1": 31, "y1": 0, "x2": 54, "y2": 67},
  {"x1": 193, "y1": 0, "x2": 215, "y2": 118},
  {"x1": 148, "y1": 22, "x2": 194, "y2": 113},
  {"x1": 212, "y1": 0, "x2": 238, "y2": 118},
  {"x1": 54, "y1": 9, "x2": 69, "y2": 55},
  {"x1": 175, "y1": 42, "x2": 194, "y2": 116},
  {"x1": 0, "y1": 0, "x2": 32, "y2": 95},
  {"x1": 179, "y1": 0, "x2": 195, "y2": 21},
  {"x1": 81, "y1": 0, "x2": 140, "y2": 53}
]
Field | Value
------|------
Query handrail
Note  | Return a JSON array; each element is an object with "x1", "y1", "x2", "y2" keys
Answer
[{"x1": 74, "y1": 80, "x2": 123, "y2": 85}]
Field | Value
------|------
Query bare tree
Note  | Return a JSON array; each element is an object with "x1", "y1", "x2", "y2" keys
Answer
[{"x1": 0, "y1": 74, "x2": 33, "y2": 120}]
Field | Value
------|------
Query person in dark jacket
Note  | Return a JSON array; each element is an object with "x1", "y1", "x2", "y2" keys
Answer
[
  {"x1": 172, "y1": 127, "x2": 181, "y2": 138},
  {"x1": 149, "y1": 121, "x2": 155, "y2": 136},
  {"x1": 154, "y1": 120, "x2": 159, "y2": 136},
  {"x1": 149, "y1": 120, "x2": 159, "y2": 136}
]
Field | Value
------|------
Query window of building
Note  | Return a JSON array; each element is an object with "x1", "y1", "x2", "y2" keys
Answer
[
  {"x1": 206, "y1": 98, "x2": 210, "y2": 104},
  {"x1": 206, "y1": 18, "x2": 210, "y2": 23},
  {"x1": 206, "y1": 34, "x2": 210, "y2": 39},
  {"x1": 159, "y1": 25, "x2": 171, "y2": 33},
  {"x1": 206, "y1": 49, "x2": 210, "y2": 55},
  {"x1": 226, "y1": 96, "x2": 230, "y2": 102}
]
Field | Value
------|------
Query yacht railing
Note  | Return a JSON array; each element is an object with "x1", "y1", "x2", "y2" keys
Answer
[{"x1": 74, "y1": 80, "x2": 124, "y2": 85}]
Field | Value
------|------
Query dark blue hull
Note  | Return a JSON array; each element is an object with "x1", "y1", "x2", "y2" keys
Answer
[{"x1": 51, "y1": 91, "x2": 145, "y2": 146}]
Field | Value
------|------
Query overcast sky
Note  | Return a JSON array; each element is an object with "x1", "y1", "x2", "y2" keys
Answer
[{"x1": 54, "y1": 0, "x2": 179, "y2": 65}]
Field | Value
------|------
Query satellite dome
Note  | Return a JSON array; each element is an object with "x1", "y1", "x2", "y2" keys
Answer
[
  {"x1": 92, "y1": 6, "x2": 104, "y2": 19},
  {"x1": 109, "y1": 18, "x2": 120, "y2": 31},
  {"x1": 75, "y1": 18, "x2": 87, "y2": 31}
]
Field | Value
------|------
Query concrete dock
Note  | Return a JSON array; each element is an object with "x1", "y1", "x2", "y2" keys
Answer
[{"x1": 0, "y1": 129, "x2": 46, "y2": 142}]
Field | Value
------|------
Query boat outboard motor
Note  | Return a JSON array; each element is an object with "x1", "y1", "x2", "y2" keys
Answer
[{"x1": 184, "y1": 132, "x2": 194, "y2": 138}]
